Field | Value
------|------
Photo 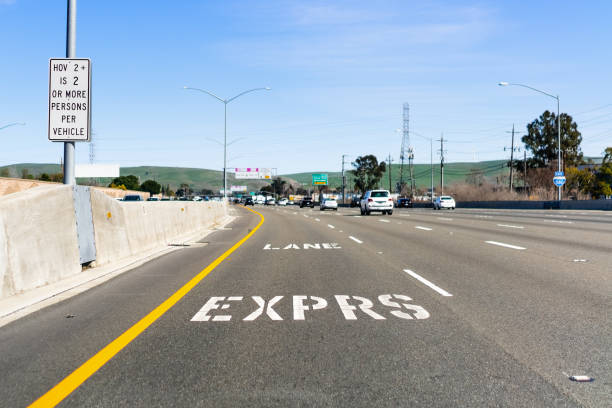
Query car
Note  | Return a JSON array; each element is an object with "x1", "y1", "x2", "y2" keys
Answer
[
  {"x1": 396, "y1": 197, "x2": 413, "y2": 208},
  {"x1": 147, "y1": 197, "x2": 160, "y2": 201},
  {"x1": 244, "y1": 197, "x2": 254, "y2": 206},
  {"x1": 122, "y1": 194, "x2": 143, "y2": 201},
  {"x1": 277, "y1": 198, "x2": 288, "y2": 206},
  {"x1": 193, "y1": 196, "x2": 203, "y2": 202},
  {"x1": 300, "y1": 197, "x2": 315, "y2": 208},
  {"x1": 350, "y1": 195, "x2": 361, "y2": 207},
  {"x1": 360, "y1": 190, "x2": 393, "y2": 215},
  {"x1": 265, "y1": 197, "x2": 276, "y2": 205},
  {"x1": 434, "y1": 195, "x2": 456, "y2": 210},
  {"x1": 233, "y1": 198, "x2": 241, "y2": 204},
  {"x1": 320, "y1": 198, "x2": 338, "y2": 211}
]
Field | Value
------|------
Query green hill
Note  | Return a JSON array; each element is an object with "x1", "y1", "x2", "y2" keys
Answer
[{"x1": 1, "y1": 160, "x2": 511, "y2": 192}]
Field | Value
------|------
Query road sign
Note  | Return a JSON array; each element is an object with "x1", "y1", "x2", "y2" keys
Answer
[
  {"x1": 553, "y1": 175, "x2": 566, "y2": 187},
  {"x1": 312, "y1": 173, "x2": 328, "y2": 186},
  {"x1": 231, "y1": 185, "x2": 247, "y2": 192},
  {"x1": 554, "y1": 171, "x2": 564, "y2": 177},
  {"x1": 235, "y1": 168, "x2": 272, "y2": 179},
  {"x1": 48, "y1": 58, "x2": 91, "y2": 141}
]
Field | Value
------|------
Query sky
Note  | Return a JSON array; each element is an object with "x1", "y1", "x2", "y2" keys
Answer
[{"x1": 1, "y1": 0, "x2": 611, "y2": 174}]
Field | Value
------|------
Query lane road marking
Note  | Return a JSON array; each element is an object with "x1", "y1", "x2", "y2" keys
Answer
[
  {"x1": 379, "y1": 219, "x2": 390, "y2": 223},
  {"x1": 485, "y1": 240, "x2": 526, "y2": 250},
  {"x1": 415, "y1": 226, "x2": 432, "y2": 231},
  {"x1": 29, "y1": 206, "x2": 265, "y2": 408},
  {"x1": 403, "y1": 269, "x2": 453, "y2": 297},
  {"x1": 497, "y1": 224, "x2": 524, "y2": 229},
  {"x1": 327, "y1": 224, "x2": 335, "y2": 229},
  {"x1": 349, "y1": 236, "x2": 363, "y2": 244}
]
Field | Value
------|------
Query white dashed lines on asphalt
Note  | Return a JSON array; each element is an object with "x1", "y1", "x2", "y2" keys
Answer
[
  {"x1": 415, "y1": 226, "x2": 433, "y2": 231},
  {"x1": 327, "y1": 224, "x2": 335, "y2": 229},
  {"x1": 315, "y1": 218, "x2": 320, "y2": 222},
  {"x1": 403, "y1": 269, "x2": 453, "y2": 297},
  {"x1": 497, "y1": 224, "x2": 525, "y2": 229},
  {"x1": 485, "y1": 241, "x2": 526, "y2": 250},
  {"x1": 399, "y1": 214, "x2": 410, "y2": 217},
  {"x1": 379, "y1": 219, "x2": 390, "y2": 223},
  {"x1": 546, "y1": 220, "x2": 574, "y2": 224},
  {"x1": 349, "y1": 236, "x2": 363, "y2": 244},
  {"x1": 437, "y1": 217, "x2": 453, "y2": 221}
]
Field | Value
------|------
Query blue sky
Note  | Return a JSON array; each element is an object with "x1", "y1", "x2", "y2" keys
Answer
[{"x1": 1, "y1": 0, "x2": 611, "y2": 173}]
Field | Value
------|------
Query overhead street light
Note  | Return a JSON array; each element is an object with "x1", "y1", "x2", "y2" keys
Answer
[
  {"x1": 0, "y1": 122, "x2": 26, "y2": 131},
  {"x1": 498, "y1": 82, "x2": 562, "y2": 201},
  {"x1": 184, "y1": 86, "x2": 271, "y2": 199}
]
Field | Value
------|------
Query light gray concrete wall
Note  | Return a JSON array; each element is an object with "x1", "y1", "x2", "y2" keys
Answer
[
  {"x1": 0, "y1": 185, "x2": 81, "y2": 299},
  {"x1": 90, "y1": 189, "x2": 227, "y2": 267},
  {"x1": 457, "y1": 199, "x2": 612, "y2": 210}
]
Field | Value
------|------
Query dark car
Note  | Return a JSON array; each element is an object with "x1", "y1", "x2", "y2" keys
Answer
[
  {"x1": 397, "y1": 197, "x2": 413, "y2": 208},
  {"x1": 122, "y1": 194, "x2": 142, "y2": 201},
  {"x1": 233, "y1": 198, "x2": 241, "y2": 204},
  {"x1": 350, "y1": 195, "x2": 361, "y2": 208},
  {"x1": 244, "y1": 197, "x2": 254, "y2": 206},
  {"x1": 299, "y1": 197, "x2": 314, "y2": 208}
]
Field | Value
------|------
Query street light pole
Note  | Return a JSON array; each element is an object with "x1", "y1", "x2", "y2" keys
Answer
[
  {"x1": 498, "y1": 82, "x2": 561, "y2": 201},
  {"x1": 184, "y1": 86, "x2": 270, "y2": 200}
]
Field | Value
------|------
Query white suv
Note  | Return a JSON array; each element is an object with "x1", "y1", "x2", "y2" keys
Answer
[
  {"x1": 360, "y1": 190, "x2": 393, "y2": 215},
  {"x1": 434, "y1": 196, "x2": 456, "y2": 210}
]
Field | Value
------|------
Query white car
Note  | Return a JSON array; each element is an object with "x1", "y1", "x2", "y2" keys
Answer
[
  {"x1": 320, "y1": 198, "x2": 338, "y2": 211},
  {"x1": 434, "y1": 196, "x2": 456, "y2": 210},
  {"x1": 265, "y1": 197, "x2": 276, "y2": 206},
  {"x1": 360, "y1": 190, "x2": 393, "y2": 215},
  {"x1": 277, "y1": 198, "x2": 288, "y2": 206}
]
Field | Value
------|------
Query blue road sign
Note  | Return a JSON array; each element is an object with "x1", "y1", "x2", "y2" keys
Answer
[
  {"x1": 553, "y1": 176, "x2": 566, "y2": 187},
  {"x1": 554, "y1": 171, "x2": 564, "y2": 177}
]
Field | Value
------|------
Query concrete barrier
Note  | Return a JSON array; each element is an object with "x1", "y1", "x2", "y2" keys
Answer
[
  {"x1": 0, "y1": 185, "x2": 227, "y2": 301},
  {"x1": 457, "y1": 199, "x2": 612, "y2": 210},
  {"x1": 90, "y1": 189, "x2": 227, "y2": 267},
  {"x1": 0, "y1": 185, "x2": 81, "y2": 299},
  {"x1": 0, "y1": 177, "x2": 148, "y2": 199}
]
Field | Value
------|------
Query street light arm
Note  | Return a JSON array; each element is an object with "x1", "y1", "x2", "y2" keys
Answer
[
  {"x1": 183, "y1": 86, "x2": 226, "y2": 103},
  {"x1": 0, "y1": 122, "x2": 26, "y2": 131},
  {"x1": 227, "y1": 87, "x2": 270, "y2": 104},
  {"x1": 501, "y1": 83, "x2": 558, "y2": 100}
]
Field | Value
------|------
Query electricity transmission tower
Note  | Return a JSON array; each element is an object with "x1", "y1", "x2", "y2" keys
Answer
[{"x1": 398, "y1": 103, "x2": 415, "y2": 196}]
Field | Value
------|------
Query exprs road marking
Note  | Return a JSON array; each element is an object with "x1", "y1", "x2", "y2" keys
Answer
[
  {"x1": 28, "y1": 205, "x2": 265, "y2": 408},
  {"x1": 191, "y1": 294, "x2": 430, "y2": 322}
]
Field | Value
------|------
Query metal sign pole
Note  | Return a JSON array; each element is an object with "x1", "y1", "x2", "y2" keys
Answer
[{"x1": 64, "y1": 0, "x2": 76, "y2": 185}]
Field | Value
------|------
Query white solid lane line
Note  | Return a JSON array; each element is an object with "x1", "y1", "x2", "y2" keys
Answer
[
  {"x1": 379, "y1": 219, "x2": 390, "y2": 223},
  {"x1": 328, "y1": 224, "x2": 335, "y2": 229},
  {"x1": 415, "y1": 226, "x2": 433, "y2": 231},
  {"x1": 497, "y1": 224, "x2": 524, "y2": 229},
  {"x1": 349, "y1": 236, "x2": 363, "y2": 244},
  {"x1": 485, "y1": 241, "x2": 526, "y2": 250},
  {"x1": 403, "y1": 269, "x2": 453, "y2": 297}
]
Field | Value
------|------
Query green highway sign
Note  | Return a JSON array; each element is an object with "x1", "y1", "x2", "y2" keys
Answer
[{"x1": 312, "y1": 173, "x2": 328, "y2": 186}]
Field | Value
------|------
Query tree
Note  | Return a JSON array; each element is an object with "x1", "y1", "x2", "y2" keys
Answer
[
  {"x1": 140, "y1": 179, "x2": 161, "y2": 195},
  {"x1": 0, "y1": 168, "x2": 9, "y2": 177},
  {"x1": 522, "y1": 110, "x2": 583, "y2": 168},
  {"x1": 351, "y1": 155, "x2": 386, "y2": 193},
  {"x1": 565, "y1": 167, "x2": 594, "y2": 197},
  {"x1": 590, "y1": 147, "x2": 612, "y2": 198},
  {"x1": 271, "y1": 177, "x2": 287, "y2": 196},
  {"x1": 109, "y1": 175, "x2": 139, "y2": 190},
  {"x1": 39, "y1": 173, "x2": 51, "y2": 181}
]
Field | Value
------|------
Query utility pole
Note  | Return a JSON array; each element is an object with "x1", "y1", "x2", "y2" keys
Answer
[
  {"x1": 437, "y1": 134, "x2": 446, "y2": 195},
  {"x1": 430, "y1": 138, "x2": 434, "y2": 203},
  {"x1": 504, "y1": 124, "x2": 520, "y2": 192},
  {"x1": 523, "y1": 150, "x2": 528, "y2": 196},
  {"x1": 387, "y1": 154, "x2": 393, "y2": 191},
  {"x1": 341, "y1": 154, "x2": 349, "y2": 204}
]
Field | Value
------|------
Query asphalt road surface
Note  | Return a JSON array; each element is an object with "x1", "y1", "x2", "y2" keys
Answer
[{"x1": 1, "y1": 205, "x2": 610, "y2": 407}]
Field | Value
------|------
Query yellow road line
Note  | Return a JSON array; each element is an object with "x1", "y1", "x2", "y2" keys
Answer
[{"x1": 29, "y1": 206, "x2": 264, "y2": 407}]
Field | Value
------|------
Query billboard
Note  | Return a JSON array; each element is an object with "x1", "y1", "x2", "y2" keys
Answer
[
  {"x1": 234, "y1": 168, "x2": 273, "y2": 180},
  {"x1": 231, "y1": 185, "x2": 247, "y2": 192}
]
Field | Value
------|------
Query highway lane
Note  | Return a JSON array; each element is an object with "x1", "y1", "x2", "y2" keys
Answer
[{"x1": 0, "y1": 204, "x2": 609, "y2": 407}]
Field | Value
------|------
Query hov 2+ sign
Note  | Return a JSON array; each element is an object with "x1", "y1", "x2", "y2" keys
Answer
[{"x1": 48, "y1": 58, "x2": 91, "y2": 141}]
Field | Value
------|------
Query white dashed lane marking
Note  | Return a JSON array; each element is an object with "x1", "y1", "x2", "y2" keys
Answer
[
  {"x1": 497, "y1": 224, "x2": 524, "y2": 229},
  {"x1": 415, "y1": 226, "x2": 433, "y2": 231},
  {"x1": 485, "y1": 241, "x2": 526, "y2": 250},
  {"x1": 349, "y1": 236, "x2": 363, "y2": 244},
  {"x1": 328, "y1": 224, "x2": 335, "y2": 229},
  {"x1": 379, "y1": 219, "x2": 390, "y2": 223},
  {"x1": 437, "y1": 217, "x2": 453, "y2": 221},
  {"x1": 403, "y1": 269, "x2": 453, "y2": 297}
]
